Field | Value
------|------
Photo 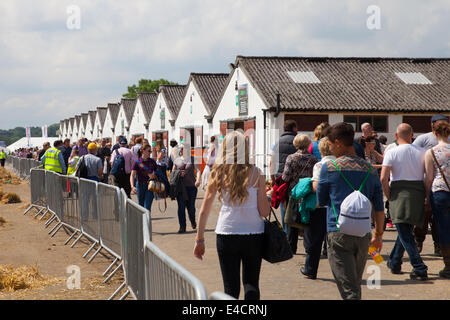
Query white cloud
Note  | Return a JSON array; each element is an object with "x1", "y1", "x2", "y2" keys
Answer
[{"x1": 0, "y1": 0, "x2": 448, "y2": 129}]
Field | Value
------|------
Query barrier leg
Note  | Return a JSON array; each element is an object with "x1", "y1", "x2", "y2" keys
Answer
[
  {"x1": 102, "y1": 258, "x2": 118, "y2": 277},
  {"x1": 33, "y1": 207, "x2": 45, "y2": 219},
  {"x1": 87, "y1": 246, "x2": 103, "y2": 263},
  {"x1": 104, "y1": 262, "x2": 122, "y2": 283},
  {"x1": 50, "y1": 223, "x2": 63, "y2": 237},
  {"x1": 48, "y1": 221, "x2": 61, "y2": 235},
  {"x1": 38, "y1": 209, "x2": 51, "y2": 221},
  {"x1": 82, "y1": 242, "x2": 97, "y2": 258},
  {"x1": 23, "y1": 205, "x2": 35, "y2": 215},
  {"x1": 64, "y1": 230, "x2": 78, "y2": 245},
  {"x1": 70, "y1": 233, "x2": 84, "y2": 248},
  {"x1": 44, "y1": 215, "x2": 57, "y2": 228},
  {"x1": 108, "y1": 282, "x2": 126, "y2": 300},
  {"x1": 119, "y1": 289, "x2": 130, "y2": 301}
]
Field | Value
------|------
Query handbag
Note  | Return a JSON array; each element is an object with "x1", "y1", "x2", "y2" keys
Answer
[
  {"x1": 284, "y1": 196, "x2": 309, "y2": 230},
  {"x1": 148, "y1": 179, "x2": 165, "y2": 194},
  {"x1": 262, "y1": 207, "x2": 293, "y2": 263}
]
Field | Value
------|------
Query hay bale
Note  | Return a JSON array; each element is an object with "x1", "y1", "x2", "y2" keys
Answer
[
  {"x1": 0, "y1": 167, "x2": 21, "y2": 185},
  {"x1": 0, "y1": 264, "x2": 62, "y2": 292},
  {"x1": 0, "y1": 265, "x2": 63, "y2": 291},
  {"x1": 1, "y1": 193, "x2": 21, "y2": 204}
]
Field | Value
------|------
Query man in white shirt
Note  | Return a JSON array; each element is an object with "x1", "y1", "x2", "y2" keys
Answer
[{"x1": 380, "y1": 123, "x2": 428, "y2": 280}]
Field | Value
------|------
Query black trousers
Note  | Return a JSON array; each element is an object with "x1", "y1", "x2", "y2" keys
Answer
[
  {"x1": 216, "y1": 234, "x2": 264, "y2": 300},
  {"x1": 302, "y1": 207, "x2": 327, "y2": 276},
  {"x1": 0, "y1": 159, "x2": 4, "y2": 167}
]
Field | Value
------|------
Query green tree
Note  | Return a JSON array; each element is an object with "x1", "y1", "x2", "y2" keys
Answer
[{"x1": 123, "y1": 78, "x2": 178, "y2": 98}]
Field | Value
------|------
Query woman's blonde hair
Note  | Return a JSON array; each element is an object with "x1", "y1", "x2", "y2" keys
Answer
[
  {"x1": 313, "y1": 122, "x2": 331, "y2": 141},
  {"x1": 293, "y1": 134, "x2": 311, "y2": 151},
  {"x1": 207, "y1": 130, "x2": 255, "y2": 206},
  {"x1": 318, "y1": 137, "x2": 332, "y2": 157}
]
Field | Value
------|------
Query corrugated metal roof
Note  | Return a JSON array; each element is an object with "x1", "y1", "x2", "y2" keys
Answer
[{"x1": 231, "y1": 56, "x2": 450, "y2": 112}]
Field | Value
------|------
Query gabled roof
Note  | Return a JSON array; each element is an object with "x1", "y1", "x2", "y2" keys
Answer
[
  {"x1": 88, "y1": 110, "x2": 97, "y2": 128},
  {"x1": 159, "y1": 85, "x2": 186, "y2": 120},
  {"x1": 232, "y1": 56, "x2": 450, "y2": 113},
  {"x1": 81, "y1": 113, "x2": 88, "y2": 129},
  {"x1": 120, "y1": 98, "x2": 137, "y2": 125},
  {"x1": 188, "y1": 73, "x2": 229, "y2": 116},
  {"x1": 107, "y1": 103, "x2": 120, "y2": 127},
  {"x1": 69, "y1": 117, "x2": 75, "y2": 130},
  {"x1": 74, "y1": 115, "x2": 81, "y2": 131},
  {"x1": 137, "y1": 92, "x2": 158, "y2": 124},
  {"x1": 96, "y1": 107, "x2": 108, "y2": 129}
]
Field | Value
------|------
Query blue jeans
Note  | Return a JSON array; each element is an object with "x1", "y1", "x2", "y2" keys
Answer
[
  {"x1": 389, "y1": 223, "x2": 428, "y2": 275},
  {"x1": 136, "y1": 182, "x2": 154, "y2": 213},
  {"x1": 87, "y1": 176, "x2": 100, "y2": 182},
  {"x1": 176, "y1": 186, "x2": 197, "y2": 230},
  {"x1": 431, "y1": 191, "x2": 450, "y2": 246}
]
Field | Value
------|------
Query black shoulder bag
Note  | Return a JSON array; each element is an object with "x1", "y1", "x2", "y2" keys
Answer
[{"x1": 262, "y1": 207, "x2": 293, "y2": 263}]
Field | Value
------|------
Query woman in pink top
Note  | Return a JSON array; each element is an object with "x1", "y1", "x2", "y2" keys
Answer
[{"x1": 193, "y1": 131, "x2": 270, "y2": 300}]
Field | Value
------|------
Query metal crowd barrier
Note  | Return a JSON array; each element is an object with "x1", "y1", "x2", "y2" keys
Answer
[{"x1": 7, "y1": 157, "x2": 232, "y2": 301}]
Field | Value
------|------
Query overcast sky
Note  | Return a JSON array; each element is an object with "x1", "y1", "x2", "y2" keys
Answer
[{"x1": 0, "y1": 0, "x2": 449, "y2": 129}]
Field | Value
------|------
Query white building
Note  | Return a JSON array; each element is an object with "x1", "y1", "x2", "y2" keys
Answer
[
  {"x1": 175, "y1": 73, "x2": 229, "y2": 152},
  {"x1": 78, "y1": 113, "x2": 89, "y2": 139},
  {"x1": 149, "y1": 85, "x2": 185, "y2": 150},
  {"x1": 92, "y1": 107, "x2": 108, "y2": 140},
  {"x1": 59, "y1": 120, "x2": 65, "y2": 140},
  {"x1": 128, "y1": 93, "x2": 158, "y2": 141},
  {"x1": 85, "y1": 110, "x2": 97, "y2": 141},
  {"x1": 74, "y1": 115, "x2": 82, "y2": 142},
  {"x1": 102, "y1": 103, "x2": 120, "y2": 143},
  {"x1": 67, "y1": 117, "x2": 75, "y2": 143},
  {"x1": 214, "y1": 56, "x2": 450, "y2": 175},
  {"x1": 115, "y1": 98, "x2": 137, "y2": 141}
]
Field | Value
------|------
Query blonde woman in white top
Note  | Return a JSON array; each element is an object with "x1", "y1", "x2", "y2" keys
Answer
[{"x1": 193, "y1": 131, "x2": 270, "y2": 300}]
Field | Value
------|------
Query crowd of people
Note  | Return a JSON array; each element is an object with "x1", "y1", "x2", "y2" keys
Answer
[
  {"x1": 5, "y1": 114, "x2": 449, "y2": 301},
  {"x1": 194, "y1": 114, "x2": 448, "y2": 301}
]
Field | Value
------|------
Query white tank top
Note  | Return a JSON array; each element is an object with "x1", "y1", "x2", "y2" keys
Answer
[{"x1": 215, "y1": 167, "x2": 265, "y2": 235}]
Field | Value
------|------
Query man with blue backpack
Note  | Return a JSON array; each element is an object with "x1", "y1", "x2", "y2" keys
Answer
[
  {"x1": 317, "y1": 122, "x2": 385, "y2": 300},
  {"x1": 110, "y1": 137, "x2": 134, "y2": 198}
]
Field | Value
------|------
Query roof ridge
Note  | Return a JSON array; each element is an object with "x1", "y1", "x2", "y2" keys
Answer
[
  {"x1": 191, "y1": 72, "x2": 230, "y2": 76},
  {"x1": 236, "y1": 55, "x2": 450, "y2": 61}
]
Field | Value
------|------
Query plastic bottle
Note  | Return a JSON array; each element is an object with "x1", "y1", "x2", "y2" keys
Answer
[{"x1": 368, "y1": 246, "x2": 384, "y2": 264}]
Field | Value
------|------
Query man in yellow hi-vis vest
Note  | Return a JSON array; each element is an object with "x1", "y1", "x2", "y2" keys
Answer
[
  {"x1": 0, "y1": 149, "x2": 6, "y2": 167},
  {"x1": 41, "y1": 140, "x2": 66, "y2": 174}
]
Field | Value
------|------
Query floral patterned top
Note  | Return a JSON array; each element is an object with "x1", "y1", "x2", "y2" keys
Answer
[
  {"x1": 282, "y1": 150, "x2": 318, "y2": 193},
  {"x1": 431, "y1": 143, "x2": 450, "y2": 193}
]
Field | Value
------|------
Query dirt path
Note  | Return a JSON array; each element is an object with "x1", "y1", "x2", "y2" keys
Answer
[{"x1": 0, "y1": 167, "x2": 449, "y2": 300}]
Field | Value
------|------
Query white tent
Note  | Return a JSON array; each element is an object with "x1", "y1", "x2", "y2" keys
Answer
[{"x1": 6, "y1": 137, "x2": 58, "y2": 152}]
